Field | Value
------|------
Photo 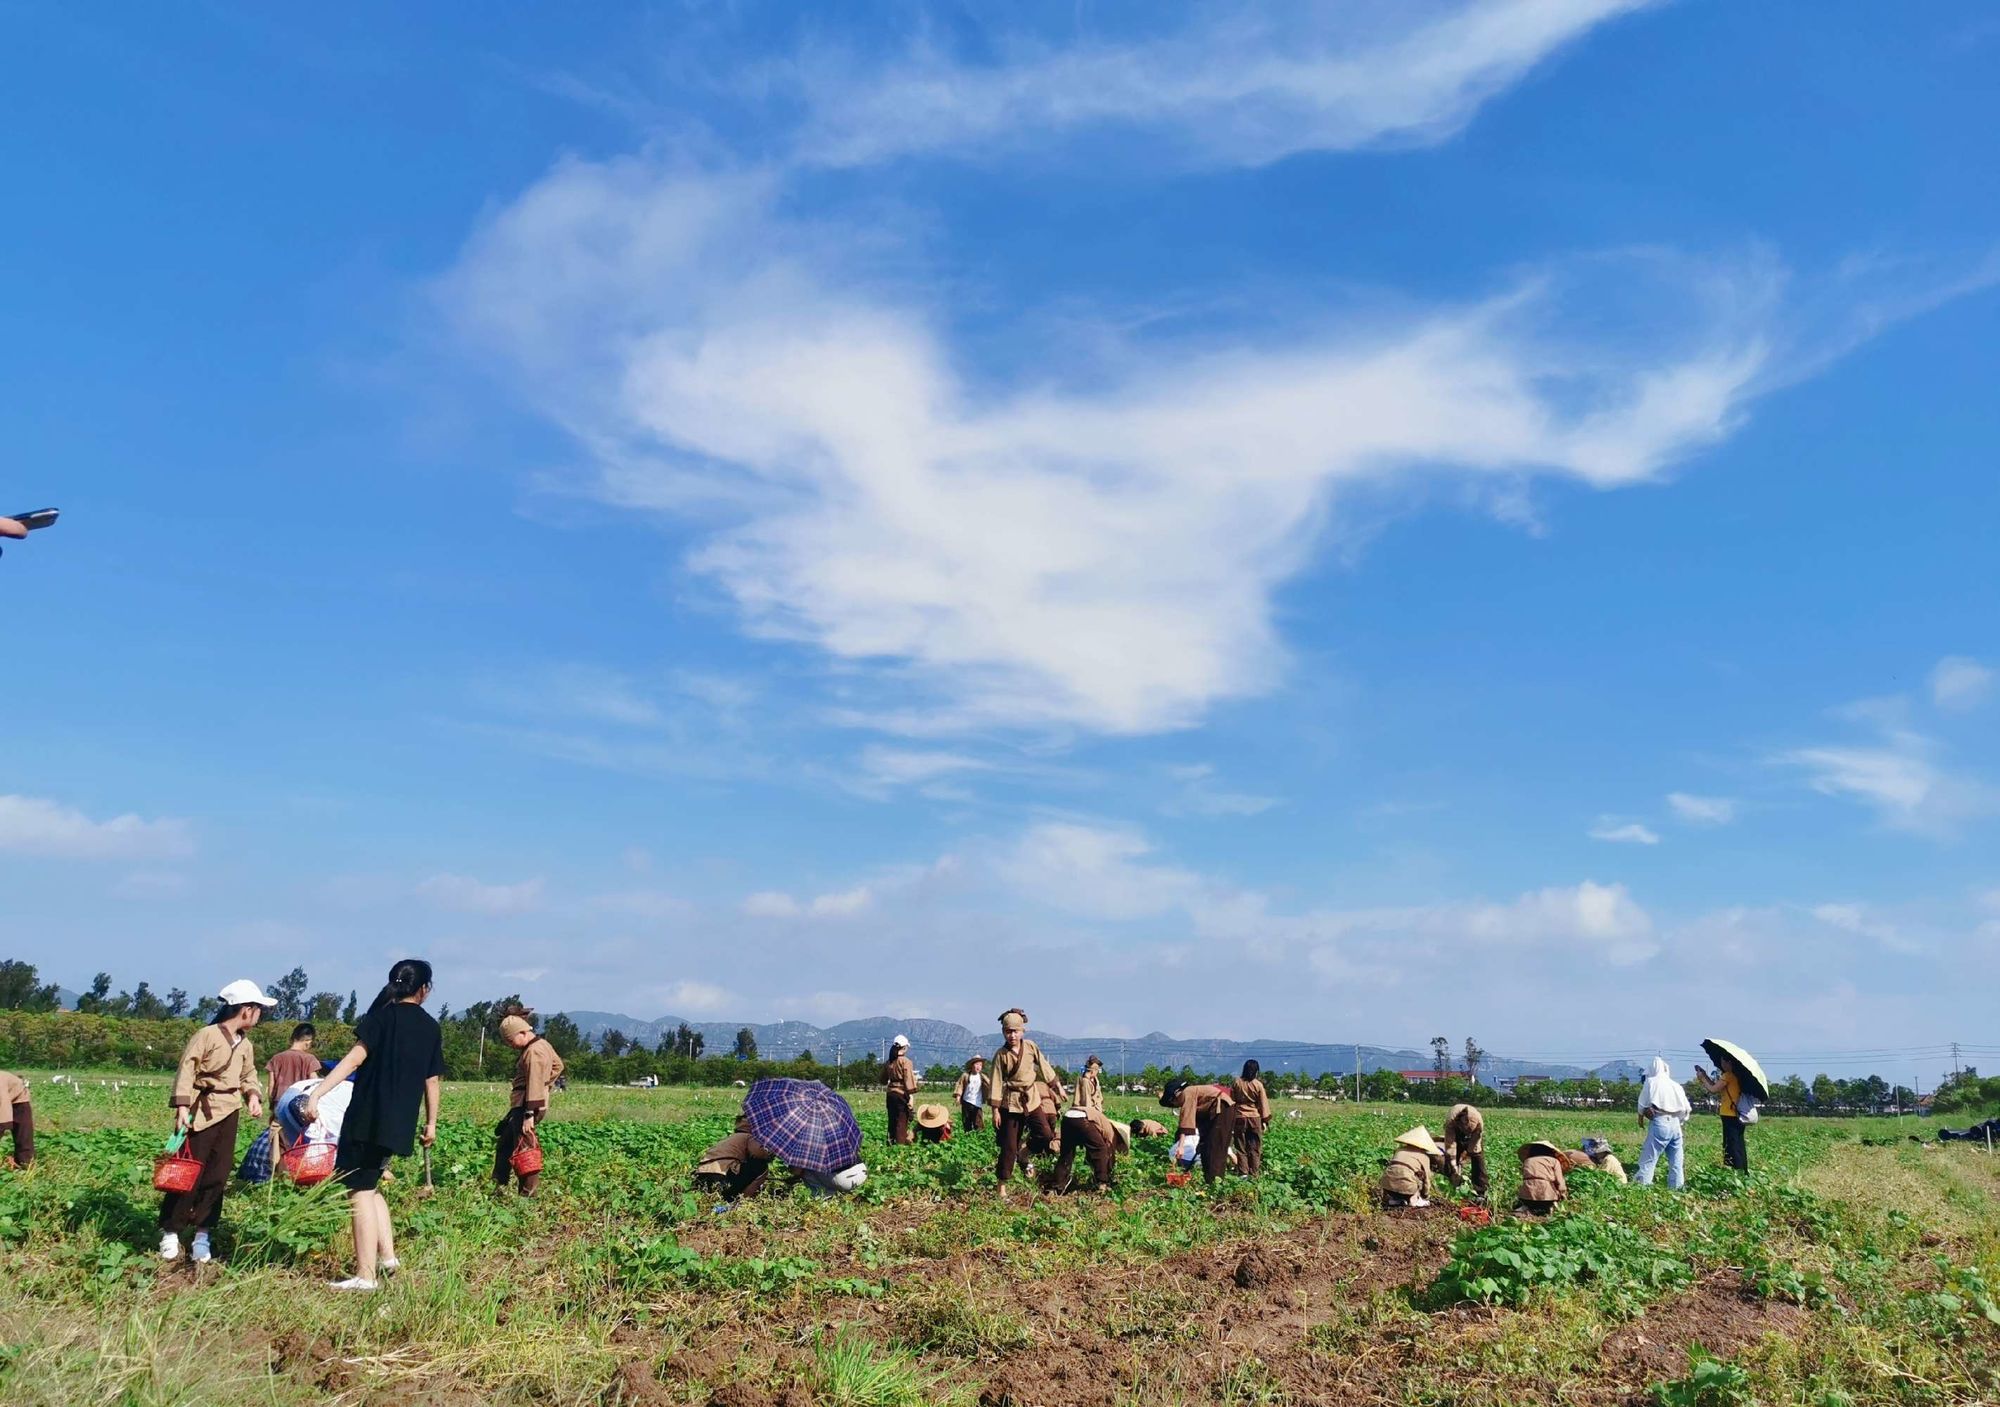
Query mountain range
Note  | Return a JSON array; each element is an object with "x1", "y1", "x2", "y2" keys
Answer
[{"x1": 563, "y1": 1010, "x2": 1644, "y2": 1084}]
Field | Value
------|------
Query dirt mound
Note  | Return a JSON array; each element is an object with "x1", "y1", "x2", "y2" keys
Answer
[
  {"x1": 1234, "y1": 1245, "x2": 1285, "y2": 1288},
  {"x1": 1602, "y1": 1271, "x2": 1807, "y2": 1382}
]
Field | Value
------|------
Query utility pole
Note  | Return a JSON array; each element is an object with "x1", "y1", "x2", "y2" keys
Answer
[
  {"x1": 1952, "y1": 1042, "x2": 1962, "y2": 1079},
  {"x1": 1354, "y1": 1044, "x2": 1361, "y2": 1104},
  {"x1": 835, "y1": 1043, "x2": 843, "y2": 1090}
]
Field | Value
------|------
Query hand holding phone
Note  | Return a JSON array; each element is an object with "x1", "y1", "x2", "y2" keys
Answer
[{"x1": 0, "y1": 507, "x2": 58, "y2": 549}]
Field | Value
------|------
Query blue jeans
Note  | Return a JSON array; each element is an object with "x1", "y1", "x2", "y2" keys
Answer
[{"x1": 1634, "y1": 1115, "x2": 1684, "y2": 1189}]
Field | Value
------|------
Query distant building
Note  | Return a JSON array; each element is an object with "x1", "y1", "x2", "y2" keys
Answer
[{"x1": 1399, "y1": 1070, "x2": 1451, "y2": 1084}]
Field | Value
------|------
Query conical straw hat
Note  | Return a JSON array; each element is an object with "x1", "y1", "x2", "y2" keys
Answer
[{"x1": 1395, "y1": 1126, "x2": 1442, "y2": 1156}]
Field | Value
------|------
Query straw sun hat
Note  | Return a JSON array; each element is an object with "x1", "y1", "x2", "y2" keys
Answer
[{"x1": 1395, "y1": 1126, "x2": 1443, "y2": 1157}]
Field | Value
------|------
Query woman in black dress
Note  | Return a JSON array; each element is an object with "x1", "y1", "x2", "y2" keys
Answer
[{"x1": 303, "y1": 959, "x2": 443, "y2": 1292}]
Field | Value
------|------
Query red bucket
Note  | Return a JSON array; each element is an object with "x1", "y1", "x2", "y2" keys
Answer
[
  {"x1": 154, "y1": 1133, "x2": 202, "y2": 1193},
  {"x1": 281, "y1": 1140, "x2": 338, "y2": 1187},
  {"x1": 511, "y1": 1129, "x2": 543, "y2": 1176}
]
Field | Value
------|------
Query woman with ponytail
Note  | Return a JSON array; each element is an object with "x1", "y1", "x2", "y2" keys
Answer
[{"x1": 304, "y1": 959, "x2": 442, "y2": 1291}]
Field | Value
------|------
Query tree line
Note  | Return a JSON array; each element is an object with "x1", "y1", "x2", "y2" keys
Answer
[{"x1": 0, "y1": 959, "x2": 1971, "y2": 1113}]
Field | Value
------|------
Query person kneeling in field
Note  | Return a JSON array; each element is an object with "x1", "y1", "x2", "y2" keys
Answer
[
  {"x1": 1379, "y1": 1126, "x2": 1446, "y2": 1208},
  {"x1": 1515, "y1": 1141, "x2": 1569, "y2": 1215},
  {"x1": 696, "y1": 1115, "x2": 778, "y2": 1201},
  {"x1": 693, "y1": 1116, "x2": 868, "y2": 1202},
  {"x1": 1131, "y1": 1117, "x2": 1170, "y2": 1139},
  {"x1": 1580, "y1": 1137, "x2": 1627, "y2": 1182},
  {"x1": 494, "y1": 1011, "x2": 564, "y2": 1197},
  {"x1": 914, "y1": 1103, "x2": 953, "y2": 1143}
]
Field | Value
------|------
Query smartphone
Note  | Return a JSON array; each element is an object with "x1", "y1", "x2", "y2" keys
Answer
[{"x1": 8, "y1": 508, "x2": 58, "y2": 531}]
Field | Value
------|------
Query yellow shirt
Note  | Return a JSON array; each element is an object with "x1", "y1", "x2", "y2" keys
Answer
[{"x1": 1718, "y1": 1070, "x2": 1741, "y2": 1119}]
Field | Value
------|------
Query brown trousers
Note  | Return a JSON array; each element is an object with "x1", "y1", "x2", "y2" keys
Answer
[
  {"x1": 1232, "y1": 1120, "x2": 1263, "y2": 1177},
  {"x1": 886, "y1": 1091, "x2": 914, "y2": 1145},
  {"x1": 695, "y1": 1161, "x2": 770, "y2": 1201},
  {"x1": 1044, "y1": 1117, "x2": 1114, "y2": 1192},
  {"x1": 959, "y1": 1099, "x2": 985, "y2": 1131},
  {"x1": 1449, "y1": 1149, "x2": 1489, "y2": 1197},
  {"x1": 159, "y1": 1111, "x2": 239, "y2": 1235},
  {"x1": 1198, "y1": 1104, "x2": 1236, "y2": 1184},
  {"x1": 3, "y1": 1101, "x2": 32, "y2": 1168},
  {"x1": 995, "y1": 1107, "x2": 1056, "y2": 1183},
  {"x1": 493, "y1": 1107, "x2": 541, "y2": 1196}
]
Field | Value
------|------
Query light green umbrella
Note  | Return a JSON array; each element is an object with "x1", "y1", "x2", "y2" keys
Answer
[{"x1": 1701, "y1": 1038, "x2": 1769, "y2": 1102}]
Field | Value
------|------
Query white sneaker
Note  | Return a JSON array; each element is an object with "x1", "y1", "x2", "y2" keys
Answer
[
  {"x1": 329, "y1": 1277, "x2": 379, "y2": 1292},
  {"x1": 377, "y1": 1257, "x2": 400, "y2": 1276},
  {"x1": 190, "y1": 1233, "x2": 213, "y2": 1264},
  {"x1": 159, "y1": 1232, "x2": 182, "y2": 1261},
  {"x1": 1409, "y1": 1196, "x2": 1431, "y2": 1208}
]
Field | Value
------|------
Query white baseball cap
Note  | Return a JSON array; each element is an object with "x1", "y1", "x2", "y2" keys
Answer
[
  {"x1": 831, "y1": 1163, "x2": 867, "y2": 1192},
  {"x1": 218, "y1": 979, "x2": 278, "y2": 1008},
  {"x1": 890, "y1": 1034, "x2": 909, "y2": 1049}
]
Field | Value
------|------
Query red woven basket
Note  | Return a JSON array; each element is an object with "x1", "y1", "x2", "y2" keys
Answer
[
  {"x1": 281, "y1": 1140, "x2": 338, "y2": 1187},
  {"x1": 511, "y1": 1128, "x2": 544, "y2": 1176},
  {"x1": 154, "y1": 1133, "x2": 202, "y2": 1194}
]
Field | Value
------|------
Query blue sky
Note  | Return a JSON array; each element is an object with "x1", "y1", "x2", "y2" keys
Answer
[{"x1": 3, "y1": 2, "x2": 1996, "y2": 1083}]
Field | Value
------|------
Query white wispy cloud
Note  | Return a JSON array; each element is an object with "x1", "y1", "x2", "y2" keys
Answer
[
  {"x1": 416, "y1": 872, "x2": 546, "y2": 915},
  {"x1": 1666, "y1": 791, "x2": 1736, "y2": 825},
  {"x1": 1589, "y1": 817, "x2": 1661, "y2": 845},
  {"x1": 851, "y1": 745, "x2": 992, "y2": 796},
  {"x1": 1930, "y1": 655, "x2": 1994, "y2": 712},
  {"x1": 0, "y1": 794, "x2": 194, "y2": 861},
  {"x1": 742, "y1": 885, "x2": 874, "y2": 919},
  {"x1": 795, "y1": 0, "x2": 1662, "y2": 169},
  {"x1": 1163, "y1": 763, "x2": 1280, "y2": 818},
  {"x1": 994, "y1": 822, "x2": 1203, "y2": 921},
  {"x1": 658, "y1": 978, "x2": 734, "y2": 1015},
  {"x1": 990, "y1": 818, "x2": 1658, "y2": 965},
  {"x1": 1809, "y1": 901, "x2": 1921, "y2": 955},
  {"x1": 1776, "y1": 718, "x2": 1997, "y2": 838},
  {"x1": 445, "y1": 162, "x2": 1780, "y2": 736}
]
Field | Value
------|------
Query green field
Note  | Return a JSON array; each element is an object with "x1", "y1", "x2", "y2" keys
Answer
[{"x1": 3, "y1": 1074, "x2": 1998, "y2": 1405}]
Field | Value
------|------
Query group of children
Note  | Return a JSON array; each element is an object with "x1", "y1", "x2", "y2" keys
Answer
[
  {"x1": 1377, "y1": 1109, "x2": 1628, "y2": 1214},
  {"x1": 2, "y1": 990, "x2": 1765, "y2": 1279},
  {"x1": 1, "y1": 962, "x2": 562, "y2": 1292},
  {"x1": 875, "y1": 1009, "x2": 1277, "y2": 1195}
]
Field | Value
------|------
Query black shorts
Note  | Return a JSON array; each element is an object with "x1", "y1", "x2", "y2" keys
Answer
[{"x1": 334, "y1": 1139, "x2": 395, "y2": 1191}]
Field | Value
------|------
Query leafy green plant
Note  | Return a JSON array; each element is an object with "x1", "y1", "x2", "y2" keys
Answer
[
  {"x1": 1430, "y1": 1212, "x2": 1691, "y2": 1314},
  {"x1": 1646, "y1": 1347, "x2": 1754, "y2": 1407}
]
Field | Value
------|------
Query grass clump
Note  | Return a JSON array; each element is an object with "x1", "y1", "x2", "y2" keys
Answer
[{"x1": 810, "y1": 1331, "x2": 972, "y2": 1407}]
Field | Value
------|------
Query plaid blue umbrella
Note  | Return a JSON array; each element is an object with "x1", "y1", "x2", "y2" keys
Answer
[{"x1": 740, "y1": 1078, "x2": 863, "y2": 1175}]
